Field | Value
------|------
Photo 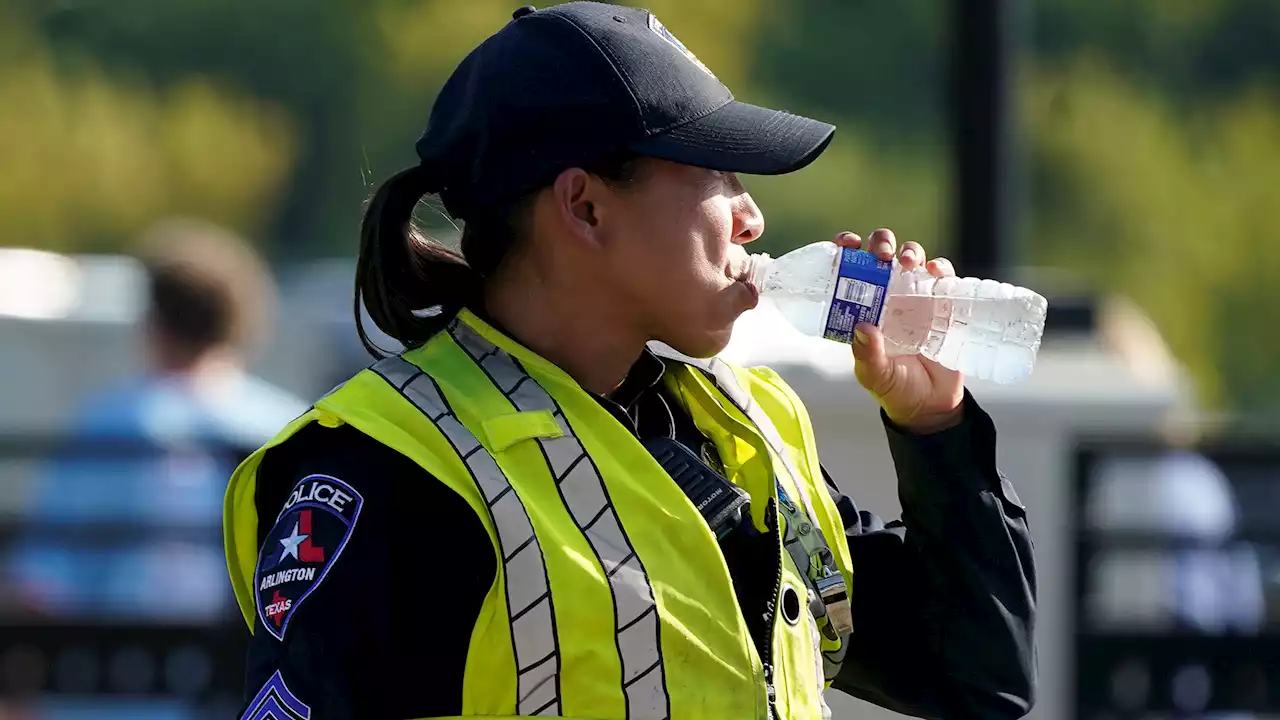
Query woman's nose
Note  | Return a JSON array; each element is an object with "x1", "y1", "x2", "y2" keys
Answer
[{"x1": 733, "y1": 192, "x2": 765, "y2": 245}]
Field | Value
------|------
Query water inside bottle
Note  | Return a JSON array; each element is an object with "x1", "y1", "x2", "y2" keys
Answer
[{"x1": 881, "y1": 292, "x2": 1043, "y2": 384}]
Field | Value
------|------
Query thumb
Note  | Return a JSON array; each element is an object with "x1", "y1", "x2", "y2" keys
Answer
[{"x1": 851, "y1": 322, "x2": 893, "y2": 395}]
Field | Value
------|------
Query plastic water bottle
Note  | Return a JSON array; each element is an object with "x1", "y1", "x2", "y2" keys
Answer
[{"x1": 746, "y1": 241, "x2": 1049, "y2": 383}]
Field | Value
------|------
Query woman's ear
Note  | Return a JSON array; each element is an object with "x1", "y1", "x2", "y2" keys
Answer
[{"x1": 551, "y1": 167, "x2": 605, "y2": 246}]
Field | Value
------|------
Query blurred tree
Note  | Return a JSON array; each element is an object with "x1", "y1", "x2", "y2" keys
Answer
[
  {"x1": 1025, "y1": 59, "x2": 1280, "y2": 411},
  {"x1": 1200, "y1": 93, "x2": 1280, "y2": 415},
  {"x1": 0, "y1": 4, "x2": 295, "y2": 253},
  {"x1": 28, "y1": 0, "x2": 376, "y2": 256},
  {"x1": 752, "y1": 0, "x2": 947, "y2": 139},
  {"x1": 1034, "y1": 0, "x2": 1280, "y2": 104}
]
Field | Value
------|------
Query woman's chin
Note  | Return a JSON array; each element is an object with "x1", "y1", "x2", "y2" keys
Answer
[{"x1": 663, "y1": 324, "x2": 735, "y2": 360}]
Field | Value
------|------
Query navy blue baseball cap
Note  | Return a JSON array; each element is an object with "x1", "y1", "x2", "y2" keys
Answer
[{"x1": 415, "y1": 2, "x2": 836, "y2": 220}]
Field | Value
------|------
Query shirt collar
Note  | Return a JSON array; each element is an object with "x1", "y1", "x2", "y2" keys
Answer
[{"x1": 607, "y1": 347, "x2": 667, "y2": 412}]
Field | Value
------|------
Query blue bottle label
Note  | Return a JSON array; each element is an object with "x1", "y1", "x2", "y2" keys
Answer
[{"x1": 823, "y1": 248, "x2": 893, "y2": 343}]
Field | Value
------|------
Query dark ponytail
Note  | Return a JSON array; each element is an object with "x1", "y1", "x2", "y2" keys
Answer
[
  {"x1": 354, "y1": 166, "x2": 484, "y2": 358},
  {"x1": 355, "y1": 151, "x2": 643, "y2": 358}
]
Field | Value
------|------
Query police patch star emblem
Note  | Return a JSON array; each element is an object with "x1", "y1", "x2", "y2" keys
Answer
[
  {"x1": 254, "y1": 474, "x2": 363, "y2": 641},
  {"x1": 648, "y1": 14, "x2": 718, "y2": 80}
]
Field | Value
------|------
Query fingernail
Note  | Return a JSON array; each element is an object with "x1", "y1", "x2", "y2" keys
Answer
[
  {"x1": 854, "y1": 329, "x2": 869, "y2": 345},
  {"x1": 902, "y1": 247, "x2": 917, "y2": 261}
]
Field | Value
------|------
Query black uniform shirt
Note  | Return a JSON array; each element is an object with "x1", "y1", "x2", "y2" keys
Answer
[{"x1": 241, "y1": 351, "x2": 1036, "y2": 720}]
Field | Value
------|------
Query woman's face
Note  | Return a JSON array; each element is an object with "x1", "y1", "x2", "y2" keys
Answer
[{"x1": 595, "y1": 158, "x2": 765, "y2": 357}]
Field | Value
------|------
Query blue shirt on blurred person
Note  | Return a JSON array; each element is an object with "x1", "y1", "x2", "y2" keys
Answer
[{"x1": 5, "y1": 219, "x2": 306, "y2": 624}]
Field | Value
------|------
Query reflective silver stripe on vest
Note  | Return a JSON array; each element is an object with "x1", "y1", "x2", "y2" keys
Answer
[
  {"x1": 450, "y1": 320, "x2": 672, "y2": 720},
  {"x1": 371, "y1": 357, "x2": 562, "y2": 717}
]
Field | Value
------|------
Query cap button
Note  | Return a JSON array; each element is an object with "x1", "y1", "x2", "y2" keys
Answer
[{"x1": 512, "y1": 5, "x2": 536, "y2": 19}]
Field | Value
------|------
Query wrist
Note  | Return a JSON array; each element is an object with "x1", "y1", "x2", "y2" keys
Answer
[{"x1": 889, "y1": 405, "x2": 965, "y2": 436}]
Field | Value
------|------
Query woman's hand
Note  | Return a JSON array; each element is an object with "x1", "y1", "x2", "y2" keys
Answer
[{"x1": 835, "y1": 229, "x2": 965, "y2": 434}]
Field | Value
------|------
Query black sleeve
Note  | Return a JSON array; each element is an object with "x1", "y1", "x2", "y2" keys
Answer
[
  {"x1": 239, "y1": 422, "x2": 495, "y2": 720},
  {"x1": 828, "y1": 391, "x2": 1037, "y2": 720}
]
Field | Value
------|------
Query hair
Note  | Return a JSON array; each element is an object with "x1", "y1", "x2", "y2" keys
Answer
[
  {"x1": 354, "y1": 152, "x2": 644, "y2": 358},
  {"x1": 137, "y1": 218, "x2": 275, "y2": 362}
]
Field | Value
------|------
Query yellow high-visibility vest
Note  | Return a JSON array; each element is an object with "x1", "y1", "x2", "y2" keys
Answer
[{"x1": 224, "y1": 309, "x2": 854, "y2": 719}]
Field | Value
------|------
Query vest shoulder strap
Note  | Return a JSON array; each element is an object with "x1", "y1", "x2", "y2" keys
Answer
[
  {"x1": 647, "y1": 344, "x2": 825, "y2": 532},
  {"x1": 359, "y1": 350, "x2": 576, "y2": 717}
]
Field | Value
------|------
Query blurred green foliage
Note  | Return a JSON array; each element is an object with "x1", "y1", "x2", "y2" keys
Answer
[
  {"x1": 1026, "y1": 60, "x2": 1280, "y2": 412},
  {"x1": 0, "y1": 3, "x2": 296, "y2": 253},
  {"x1": 1, "y1": 0, "x2": 1278, "y2": 413}
]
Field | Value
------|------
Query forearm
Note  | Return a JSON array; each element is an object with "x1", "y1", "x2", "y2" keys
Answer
[{"x1": 831, "y1": 393, "x2": 1037, "y2": 718}]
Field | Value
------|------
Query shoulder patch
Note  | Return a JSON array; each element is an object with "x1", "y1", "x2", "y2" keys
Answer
[
  {"x1": 241, "y1": 670, "x2": 311, "y2": 720},
  {"x1": 254, "y1": 474, "x2": 363, "y2": 640},
  {"x1": 647, "y1": 13, "x2": 717, "y2": 80}
]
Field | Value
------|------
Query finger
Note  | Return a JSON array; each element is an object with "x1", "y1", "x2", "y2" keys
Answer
[
  {"x1": 834, "y1": 231, "x2": 862, "y2": 250},
  {"x1": 851, "y1": 322, "x2": 893, "y2": 395},
  {"x1": 867, "y1": 228, "x2": 896, "y2": 261},
  {"x1": 926, "y1": 257, "x2": 955, "y2": 278},
  {"x1": 898, "y1": 241, "x2": 926, "y2": 271}
]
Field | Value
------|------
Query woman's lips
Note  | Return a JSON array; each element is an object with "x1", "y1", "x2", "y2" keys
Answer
[
  {"x1": 728, "y1": 262, "x2": 759, "y2": 309},
  {"x1": 739, "y1": 277, "x2": 760, "y2": 309}
]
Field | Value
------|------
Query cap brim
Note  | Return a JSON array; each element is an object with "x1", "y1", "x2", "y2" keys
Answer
[{"x1": 630, "y1": 100, "x2": 835, "y2": 176}]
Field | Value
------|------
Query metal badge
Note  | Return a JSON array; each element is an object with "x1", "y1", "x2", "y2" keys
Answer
[{"x1": 815, "y1": 572, "x2": 853, "y2": 637}]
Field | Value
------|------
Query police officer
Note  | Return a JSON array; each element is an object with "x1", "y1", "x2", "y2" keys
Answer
[{"x1": 224, "y1": 3, "x2": 1037, "y2": 719}]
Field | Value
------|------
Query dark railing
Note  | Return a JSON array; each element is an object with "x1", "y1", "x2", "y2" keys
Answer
[
  {"x1": 0, "y1": 435, "x2": 249, "y2": 718},
  {"x1": 1072, "y1": 438, "x2": 1280, "y2": 718}
]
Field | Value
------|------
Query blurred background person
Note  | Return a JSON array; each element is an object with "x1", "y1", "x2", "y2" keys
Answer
[
  {"x1": 1087, "y1": 449, "x2": 1266, "y2": 638},
  {"x1": 5, "y1": 218, "x2": 307, "y2": 621}
]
